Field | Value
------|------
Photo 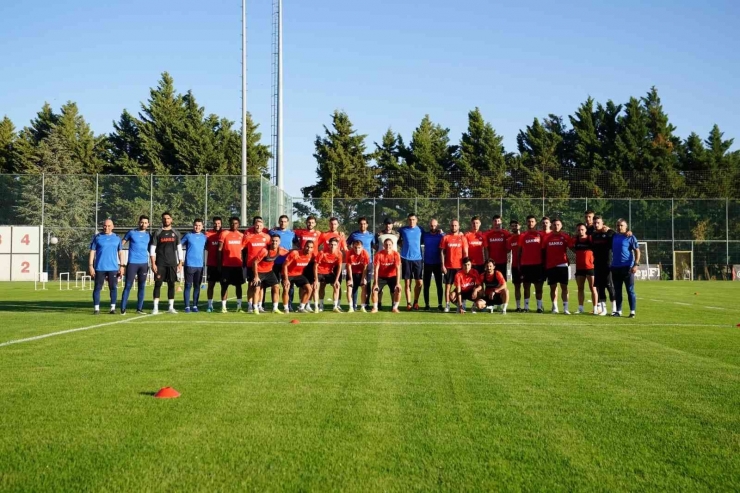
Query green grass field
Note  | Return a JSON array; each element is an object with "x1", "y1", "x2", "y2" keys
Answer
[{"x1": 1, "y1": 281, "x2": 740, "y2": 491}]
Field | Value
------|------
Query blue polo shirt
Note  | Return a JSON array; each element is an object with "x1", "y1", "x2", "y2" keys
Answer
[
  {"x1": 347, "y1": 230, "x2": 376, "y2": 259},
  {"x1": 398, "y1": 225, "x2": 423, "y2": 261},
  {"x1": 269, "y1": 228, "x2": 296, "y2": 264},
  {"x1": 422, "y1": 230, "x2": 445, "y2": 265},
  {"x1": 181, "y1": 231, "x2": 207, "y2": 268},
  {"x1": 123, "y1": 229, "x2": 151, "y2": 264},
  {"x1": 90, "y1": 233, "x2": 122, "y2": 272},
  {"x1": 611, "y1": 234, "x2": 639, "y2": 268}
]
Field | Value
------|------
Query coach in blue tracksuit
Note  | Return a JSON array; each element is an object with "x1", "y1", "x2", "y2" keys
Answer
[
  {"x1": 398, "y1": 213, "x2": 423, "y2": 310},
  {"x1": 270, "y1": 214, "x2": 296, "y2": 306},
  {"x1": 422, "y1": 218, "x2": 445, "y2": 311},
  {"x1": 89, "y1": 219, "x2": 124, "y2": 315},
  {"x1": 121, "y1": 215, "x2": 151, "y2": 315},
  {"x1": 181, "y1": 219, "x2": 208, "y2": 313},
  {"x1": 611, "y1": 219, "x2": 641, "y2": 318}
]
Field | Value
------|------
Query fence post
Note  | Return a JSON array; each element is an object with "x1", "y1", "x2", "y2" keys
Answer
[
  {"x1": 457, "y1": 197, "x2": 460, "y2": 220},
  {"x1": 204, "y1": 174, "x2": 209, "y2": 222},
  {"x1": 95, "y1": 174, "x2": 99, "y2": 227},
  {"x1": 585, "y1": 197, "x2": 588, "y2": 212},
  {"x1": 541, "y1": 197, "x2": 545, "y2": 217},
  {"x1": 671, "y1": 198, "x2": 675, "y2": 280},
  {"x1": 372, "y1": 199, "x2": 376, "y2": 233},
  {"x1": 40, "y1": 173, "x2": 45, "y2": 227},
  {"x1": 260, "y1": 176, "x2": 264, "y2": 216},
  {"x1": 149, "y1": 175, "x2": 154, "y2": 229},
  {"x1": 500, "y1": 197, "x2": 503, "y2": 217},
  {"x1": 415, "y1": 197, "x2": 418, "y2": 215},
  {"x1": 727, "y1": 198, "x2": 730, "y2": 266},
  {"x1": 628, "y1": 199, "x2": 632, "y2": 229}
]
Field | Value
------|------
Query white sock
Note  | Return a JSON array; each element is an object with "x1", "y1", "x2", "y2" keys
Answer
[
  {"x1": 579, "y1": 305, "x2": 584, "y2": 312},
  {"x1": 612, "y1": 301, "x2": 617, "y2": 313},
  {"x1": 601, "y1": 302, "x2": 606, "y2": 312},
  {"x1": 630, "y1": 310, "x2": 635, "y2": 315},
  {"x1": 524, "y1": 299, "x2": 530, "y2": 309},
  {"x1": 283, "y1": 303, "x2": 290, "y2": 311},
  {"x1": 111, "y1": 304, "x2": 116, "y2": 310},
  {"x1": 247, "y1": 301, "x2": 253, "y2": 311},
  {"x1": 537, "y1": 300, "x2": 543, "y2": 310},
  {"x1": 222, "y1": 300, "x2": 227, "y2": 309},
  {"x1": 319, "y1": 301, "x2": 324, "y2": 309},
  {"x1": 334, "y1": 300, "x2": 339, "y2": 308},
  {"x1": 501, "y1": 303, "x2": 508, "y2": 313},
  {"x1": 516, "y1": 299, "x2": 521, "y2": 309},
  {"x1": 237, "y1": 300, "x2": 242, "y2": 308},
  {"x1": 392, "y1": 302, "x2": 399, "y2": 309},
  {"x1": 373, "y1": 303, "x2": 378, "y2": 309},
  {"x1": 563, "y1": 302, "x2": 569, "y2": 312},
  {"x1": 94, "y1": 304, "x2": 100, "y2": 311},
  {"x1": 208, "y1": 299, "x2": 213, "y2": 308},
  {"x1": 273, "y1": 302, "x2": 279, "y2": 310},
  {"x1": 446, "y1": 302, "x2": 450, "y2": 309},
  {"x1": 299, "y1": 303, "x2": 305, "y2": 309},
  {"x1": 154, "y1": 299, "x2": 159, "y2": 310},
  {"x1": 552, "y1": 301, "x2": 558, "y2": 312},
  {"x1": 168, "y1": 299, "x2": 174, "y2": 309}
]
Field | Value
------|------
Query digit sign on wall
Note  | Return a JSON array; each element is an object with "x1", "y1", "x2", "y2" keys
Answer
[
  {"x1": 11, "y1": 254, "x2": 39, "y2": 281},
  {"x1": 0, "y1": 226, "x2": 43, "y2": 281}
]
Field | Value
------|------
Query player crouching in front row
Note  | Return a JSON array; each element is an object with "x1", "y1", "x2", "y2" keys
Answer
[
  {"x1": 282, "y1": 240, "x2": 316, "y2": 313},
  {"x1": 481, "y1": 259, "x2": 509, "y2": 314},
  {"x1": 449, "y1": 257, "x2": 484, "y2": 314}
]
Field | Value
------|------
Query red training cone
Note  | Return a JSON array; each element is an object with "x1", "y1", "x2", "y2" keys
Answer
[
  {"x1": 290, "y1": 319, "x2": 300, "y2": 324},
  {"x1": 155, "y1": 387, "x2": 180, "y2": 399}
]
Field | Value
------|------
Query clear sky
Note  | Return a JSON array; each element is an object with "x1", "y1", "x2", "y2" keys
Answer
[{"x1": 1, "y1": 0, "x2": 738, "y2": 196}]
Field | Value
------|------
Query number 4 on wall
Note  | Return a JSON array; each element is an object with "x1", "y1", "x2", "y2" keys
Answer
[{"x1": 21, "y1": 234, "x2": 30, "y2": 246}]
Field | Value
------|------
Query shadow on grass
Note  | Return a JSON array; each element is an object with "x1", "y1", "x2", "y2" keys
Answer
[
  {"x1": 138, "y1": 391, "x2": 157, "y2": 397},
  {"x1": 0, "y1": 301, "x2": 103, "y2": 312}
]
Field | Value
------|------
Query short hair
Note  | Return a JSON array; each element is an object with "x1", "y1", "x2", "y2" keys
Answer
[
  {"x1": 329, "y1": 217, "x2": 339, "y2": 222},
  {"x1": 138, "y1": 215, "x2": 149, "y2": 222},
  {"x1": 328, "y1": 236, "x2": 339, "y2": 243},
  {"x1": 492, "y1": 214, "x2": 501, "y2": 221},
  {"x1": 307, "y1": 216, "x2": 317, "y2": 222},
  {"x1": 212, "y1": 216, "x2": 222, "y2": 223},
  {"x1": 161, "y1": 211, "x2": 172, "y2": 219},
  {"x1": 305, "y1": 239, "x2": 314, "y2": 245},
  {"x1": 576, "y1": 222, "x2": 586, "y2": 229},
  {"x1": 252, "y1": 216, "x2": 263, "y2": 224},
  {"x1": 593, "y1": 215, "x2": 603, "y2": 222},
  {"x1": 279, "y1": 215, "x2": 289, "y2": 222},
  {"x1": 541, "y1": 216, "x2": 550, "y2": 222},
  {"x1": 383, "y1": 238, "x2": 393, "y2": 244},
  {"x1": 526, "y1": 215, "x2": 536, "y2": 221},
  {"x1": 228, "y1": 216, "x2": 240, "y2": 223},
  {"x1": 407, "y1": 213, "x2": 417, "y2": 219},
  {"x1": 553, "y1": 218, "x2": 562, "y2": 224},
  {"x1": 193, "y1": 218, "x2": 203, "y2": 224},
  {"x1": 269, "y1": 232, "x2": 281, "y2": 239},
  {"x1": 471, "y1": 215, "x2": 480, "y2": 222},
  {"x1": 485, "y1": 258, "x2": 495, "y2": 266},
  {"x1": 585, "y1": 210, "x2": 595, "y2": 215},
  {"x1": 461, "y1": 256, "x2": 471, "y2": 264},
  {"x1": 509, "y1": 219, "x2": 519, "y2": 225},
  {"x1": 352, "y1": 239, "x2": 362, "y2": 245},
  {"x1": 357, "y1": 216, "x2": 367, "y2": 223}
]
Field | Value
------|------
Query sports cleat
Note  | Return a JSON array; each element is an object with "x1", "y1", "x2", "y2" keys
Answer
[
  {"x1": 628, "y1": 313, "x2": 636, "y2": 318},
  {"x1": 563, "y1": 310, "x2": 571, "y2": 315},
  {"x1": 184, "y1": 307, "x2": 191, "y2": 314},
  {"x1": 406, "y1": 304, "x2": 412, "y2": 311},
  {"x1": 514, "y1": 308, "x2": 522, "y2": 313},
  {"x1": 297, "y1": 307, "x2": 307, "y2": 313},
  {"x1": 253, "y1": 308, "x2": 260, "y2": 315},
  {"x1": 247, "y1": 307, "x2": 253, "y2": 314},
  {"x1": 221, "y1": 307, "x2": 228, "y2": 314},
  {"x1": 611, "y1": 312, "x2": 621, "y2": 317},
  {"x1": 314, "y1": 307, "x2": 321, "y2": 314},
  {"x1": 598, "y1": 310, "x2": 608, "y2": 317},
  {"x1": 167, "y1": 308, "x2": 178, "y2": 314},
  {"x1": 536, "y1": 308, "x2": 544, "y2": 314},
  {"x1": 370, "y1": 308, "x2": 378, "y2": 313},
  {"x1": 360, "y1": 306, "x2": 367, "y2": 313},
  {"x1": 235, "y1": 308, "x2": 243, "y2": 313},
  {"x1": 443, "y1": 306, "x2": 450, "y2": 313},
  {"x1": 412, "y1": 303, "x2": 420, "y2": 311},
  {"x1": 551, "y1": 310, "x2": 559, "y2": 314},
  {"x1": 273, "y1": 308, "x2": 283, "y2": 314},
  {"x1": 522, "y1": 308, "x2": 530, "y2": 313},
  {"x1": 391, "y1": 308, "x2": 400, "y2": 313},
  {"x1": 259, "y1": 306, "x2": 266, "y2": 313},
  {"x1": 471, "y1": 309, "x2": 477, "y2": 314},
  {"x1": 206, "y1": 307, "x2": 213, "y2": 313},
  {"x1": 333, "y1": 306, "x2": 343, "y2": 313},
  {"x1": 151, "y1": 309, "x2": 160, "y2": 315},
  {"x1": 348, "y1": 307, "x2": 355, "y2": 313},
  {"x1": 93, "y1": 310, "x2": 100, "y2": 315},
  {"x1": 136, "y1": 309, "x2": 146, "y2": 315},
  {"x1": 120, "y1": 309, "x2": 126, "y2": 315},
  {"x1": 192, "y1": 307, "x2": 199, "y2": 313},
  {"x1": 437, "y1": 305, "x2": 444, "y2": 312},
  {"x1": 109, "y1": 308, "x2": 116, "y2": 315}
]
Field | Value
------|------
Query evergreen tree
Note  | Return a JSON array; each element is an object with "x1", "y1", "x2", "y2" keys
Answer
[
  {"x1": 0, "y1": 116, "x2": 15, "y2": 173},
  {"x1": 374, "y1": 128, "x2": 405, "y2": 197},
  {"x1": 517, "y1": 117, "x2": 570, "y2": 199},
  {"x1": 457, "y1": 108, "x2": 507, "y2": 197},
  {"x1": 138, "y1": 72, "x2": 186, "y2": 174},
  {"x1": 108, "y1": 109, "x2": 146, "y2": 174},
  {"x1": 55, "y1": 102, "x2": 106, "y2": 174}
]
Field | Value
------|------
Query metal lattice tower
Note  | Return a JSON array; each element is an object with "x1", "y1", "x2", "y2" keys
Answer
[{"x1": 270, "y1": 0, "x2": 283, "y2": 196}]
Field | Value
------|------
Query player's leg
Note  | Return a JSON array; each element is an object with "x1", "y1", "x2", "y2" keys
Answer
[
  {"x1": 107, "y1": 272, "x2": 118, "y2": 313},
  {"x1": 523, "y1": 281, "x2": 531, "y2": 312},
  {"x1": 534, "y1": 280, "x2": 544, "y2": 313},
  {"x1": 183, "y1": 267, "x2": 193, "y2": 312},
  {"x1": 152, "y1": 271, "x2": 164, "y2": 314},
  {"x1": 192, "y1": 268, "x2": 203, "y2": 311},
  {"x1": 549, "y1": 272, "x2": 559, "y2": 313},
  {"x1": 318, "y1": 281, "x2": 327, "y2": 311},
  {"x1": 91, "y1": 270, "x2": 105, "y2": 314},
  {"x1": 587, "y1": 275, "x2": 598, "y2": 314},
  {"x1": 449, "y1": 289, "x2": 459, "y2": 307},
  {"x1": 611, "y1": 268, "x2": 624, "y2": 316},
  {"x1": 606, "y1": 272, "x2": 617, "y2": 314},
  {"x1": 412, "y1": 262, "x2": 422, "y2": 309},
  {"x1": 166, "y1": 275, "x2": 177, "y2": 313},
  {"x1": 625, "y1": 269, "x2": 636, "y2": 317},
  {"x1": 234, "y1": 282, "x2": 243, "y2": 312},
  {"x1": 433, "y1": 265, "x2": 443, "y2": 309},
  {"x1": 271, "y1": 283, "x2": 281, "y2": 312},
  {"x1": 422, "y1": 264, "x2": 432, "y2": 309},
  {"x1": 390, "y1": 278, "x2": 401, "y2": 312},
  {"x1": 560, "y1": 282, "x2": 569, "y2": 314},
  {"x1": 331, "y1": 276, "x2": 342, "y2": 312},
  {"x1": 121, "y1": 265, "x2": 135, "y2": 314},
  {"x1": 136, "y1": 265, "x2": 148, "y2": 313},
  {"x1": 576, "y1": 276, "x2": 585, "y2": 313},
  {"x1": 499, "y1": 289, "x2": 509, "y2": 313},
  {"x1": 371, "y1": 280, "x2": 381, "y2": 313}
]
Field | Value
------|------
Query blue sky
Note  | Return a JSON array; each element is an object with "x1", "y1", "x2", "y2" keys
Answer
[{"x1": 1, "y1": 0, "x2": 738, "y2": 196}]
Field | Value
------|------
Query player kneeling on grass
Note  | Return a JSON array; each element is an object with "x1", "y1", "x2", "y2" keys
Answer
[
  {"x1": 252, "y1": 233, "x2": 288, "y2": 314},
  {"x1": 314, "y1": 237, "x2": 344, "y2": 312},
  {"x1": 371, "y1": 238, "x2": 402, "y2": 313},
  {"x1": 449, "y1": 257, "x2": 483, "y2": 313},
  {"x1": 481, "y1": 259, "x2": 508, "y2": 314},
  {"x1": 345, "y1": 239, "x2": 369, "y2": 313},
  {"x1": 282, "y1": 241, "x2": 315, "y2": 313}
]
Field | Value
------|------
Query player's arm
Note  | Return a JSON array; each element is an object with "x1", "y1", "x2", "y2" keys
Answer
[
  {"x1": 217, "y1": 238, "x2": 224, "y2": 269},
  {"x1": 494, "y1": 272, "x2": 507, "y2": 293},
  {"x1": 394, "y1": 254, "x2": 401, "y2": 292},
  {"x1": 88, "y1": 242, "x2": 96, "y2": 277},
  {"x1": 361, "y1": 261, "x2": 368, "y2": 286},
  {"x1": 149, "y1": 238, "x2": 158, "y2": 274},
  {"x1": 313, "y1": 255, "x2": 320, "y2": 289},
  {"x1": 440, "y1": 242, "x2": 447, "y2": 274},
  {"x1": 373, "y1": 260, "x2": 380, "y2": 291},
  {"x1": 334, "y1": 259, "x2": 343, "y2": 290},
  {"x1": 631, "y1": 239, "x2": 641, "y2": 274},
  {"x1": 462, "y1": 237, "x2": 469, "y2": 258},
  {"x1": 117, "y1": 239, "x2": 125, "y2": 277},
  {"x1": 282, "y1": 255, "x2": 291, "y2": 289}
]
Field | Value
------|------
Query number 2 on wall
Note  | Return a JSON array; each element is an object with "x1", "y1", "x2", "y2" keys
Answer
[{"x1": 21, "y1": 261, "x2": 30, "y2": 273}]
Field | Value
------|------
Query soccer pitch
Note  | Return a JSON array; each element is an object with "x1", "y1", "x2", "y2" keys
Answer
[{"x1": 1, "y1": 282, "x2": 739, "y2": 491}]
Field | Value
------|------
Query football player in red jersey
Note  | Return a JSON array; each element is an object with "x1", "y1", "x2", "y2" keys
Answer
[
  {"x1": 244, "y1": 216, "x2": 270, "y2": 313},
  {"x1": 372, "y1": 238, "x2": 402, "y2": 313},
  {"x1": 282, "y1": 241, "x2": 316, "y2": 313},
  {"x1": 439, "y1": 219, "x2": 469, "y2": 313},
  {"x1": 314, "y1": 237, "x2": 344, "y2": 312},
  {"x1": 252, "y1": 233, "x2": 289, "y2": 314},
  {"x1": 506, "y1": 220, "x2": 522, "y2": 311},
  {"x1": 465, "y1": 216, "x2": 487, "y2": 273},
  {"x1": 481, "y1": 259, "x2": 509, "y2": 314},
  {"x1": 518, "y1": 215, "x2": 545, "y2": 313},
  {"x1": 485, "y1": 214, "x2": 510, "y2": 280},
  {"x1": 205, "y1": 216, "x2": 224, "y2": 312},
  {"x1": 345, "y1": 239, "x2": 370, "y2": 312},
  {"x1": 571, "y1": 223, "x2": 598, "y2": 314},
  {"x1": 544, "y1": 218, "x2": 571, "y2": 314},
  {"x1": 449, "y1": 257, "x2": 483, "y2": 313}
]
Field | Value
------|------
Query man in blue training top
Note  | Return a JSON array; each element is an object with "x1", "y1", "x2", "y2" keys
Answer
[
  {"x1": 88, "y1": 219, "x2": 124, "y2": 315},
  {"x1": 270, "y1": 214, "x2": 296, "y2": 310},
  {"x1": 610, "y1": 219, "x2": 641, "y2": 318},
  {"x1": 121, "y1": 215, "x2": 151, "y2": 315},
  {"x1": 181, "y1": 218, "x2": 207, "y2": 313},
  {"x1": 346, "y1": 216, "x2": 376, "y2": 308},
  {"x1": 398, "y1": 213, "x2": 423, "y2": 311},
  {"x1": 422, "y1": 218, "x2": 445, "y2": 311}
]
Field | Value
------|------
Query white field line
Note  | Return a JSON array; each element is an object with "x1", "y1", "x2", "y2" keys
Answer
[
  {"x1": 0, "y1": 315, "x2": 151, "y2": 348},
  {"x1": 644, "y1": 297, "x2": 731, "y2": 311},
  {"x1": 126, "y1": 319, "x2": 735, "y2": 328}
]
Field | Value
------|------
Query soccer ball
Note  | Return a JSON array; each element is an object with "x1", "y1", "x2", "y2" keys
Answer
[{"x1": 50, "y1": 237, "x2": 59, "y2": 245}]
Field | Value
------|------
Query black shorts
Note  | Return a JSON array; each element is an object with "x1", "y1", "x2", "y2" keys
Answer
[
  {"x1": 377, "y1": 276, "x2": 398, "y2": 293},
  {"x1": 154, "y1": 265, "x2": 178, "y2": 283},
  {"x1": 521, "y1": 265, "x2": 543, "y2": 284},
  {"x1": 472, "y1": 264, "x2": 485, "y2": 274},
  {"x1": 594, "y1": 266, "x2": 613, "y2": 288},
  {"x1": 511, "y1": 267, "x2": 521, "y2": 284},
  {"x1": 443, "y1": 268, "x2": 459, "y2": 284},
  {"x1": 303, "y1": 260, "x2": 316, "y2": 283},
  {"x1": 494, "y1": 264, "x2": 508, "y2": 281},
  {"x1": 350, "y1": 273, "x2": 365, "y2": 289},
  {"x1": 221, "y1": 266, "x2": 245, "y2": 286},
  {"x1": 457, "y1": 290, "x2": 478, "y2": 302},
  {"x1": 576, "y1": 269, "x2": 595, "y2": 277},
  {"x1": 486, "y1": 290, "x2": 504, "y2": 305},
  {"x1": 258, "y1": 271, "x2": 280, "y2": 288},
  {"x1": 547, "y1": 267, "x2": 569, "y2": 285},
  {"x1": 185, "y1": 267, "x2": 204, "y2": 285},
  {"x1": 245, "y1": 267, "x2": 256, "y2": 283},
  {"x1": 206, "y1": 266, "x2": 221, "y2": 283},
  {"x1": 318, "y1": 273, "x2": 338, "y2": 285},
  {"x1": 288, "y1": 275, "x2": 310, "y2": 288},
  {"x1": 273, "y1": 263, "x2": 285, "y2": 281},
  {"x1": 402, "y1": 259, "x2": 423, "y2": 280}
]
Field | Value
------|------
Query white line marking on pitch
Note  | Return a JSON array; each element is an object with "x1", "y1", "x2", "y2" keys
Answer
[
  {"x1": 0, "y1": 315, "x2": 151, "y2": 348},
  {"x1": 126, "y1": 320, "x2": 734, "y2": 328}
]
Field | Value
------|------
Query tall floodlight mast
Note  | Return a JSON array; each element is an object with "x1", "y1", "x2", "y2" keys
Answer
[
  {"x1": 270, "y1": 0, "x2": 284, "y2": 215},
  {"x1": 240, "y1": 0, "x2": 248, "y2": 224}
]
